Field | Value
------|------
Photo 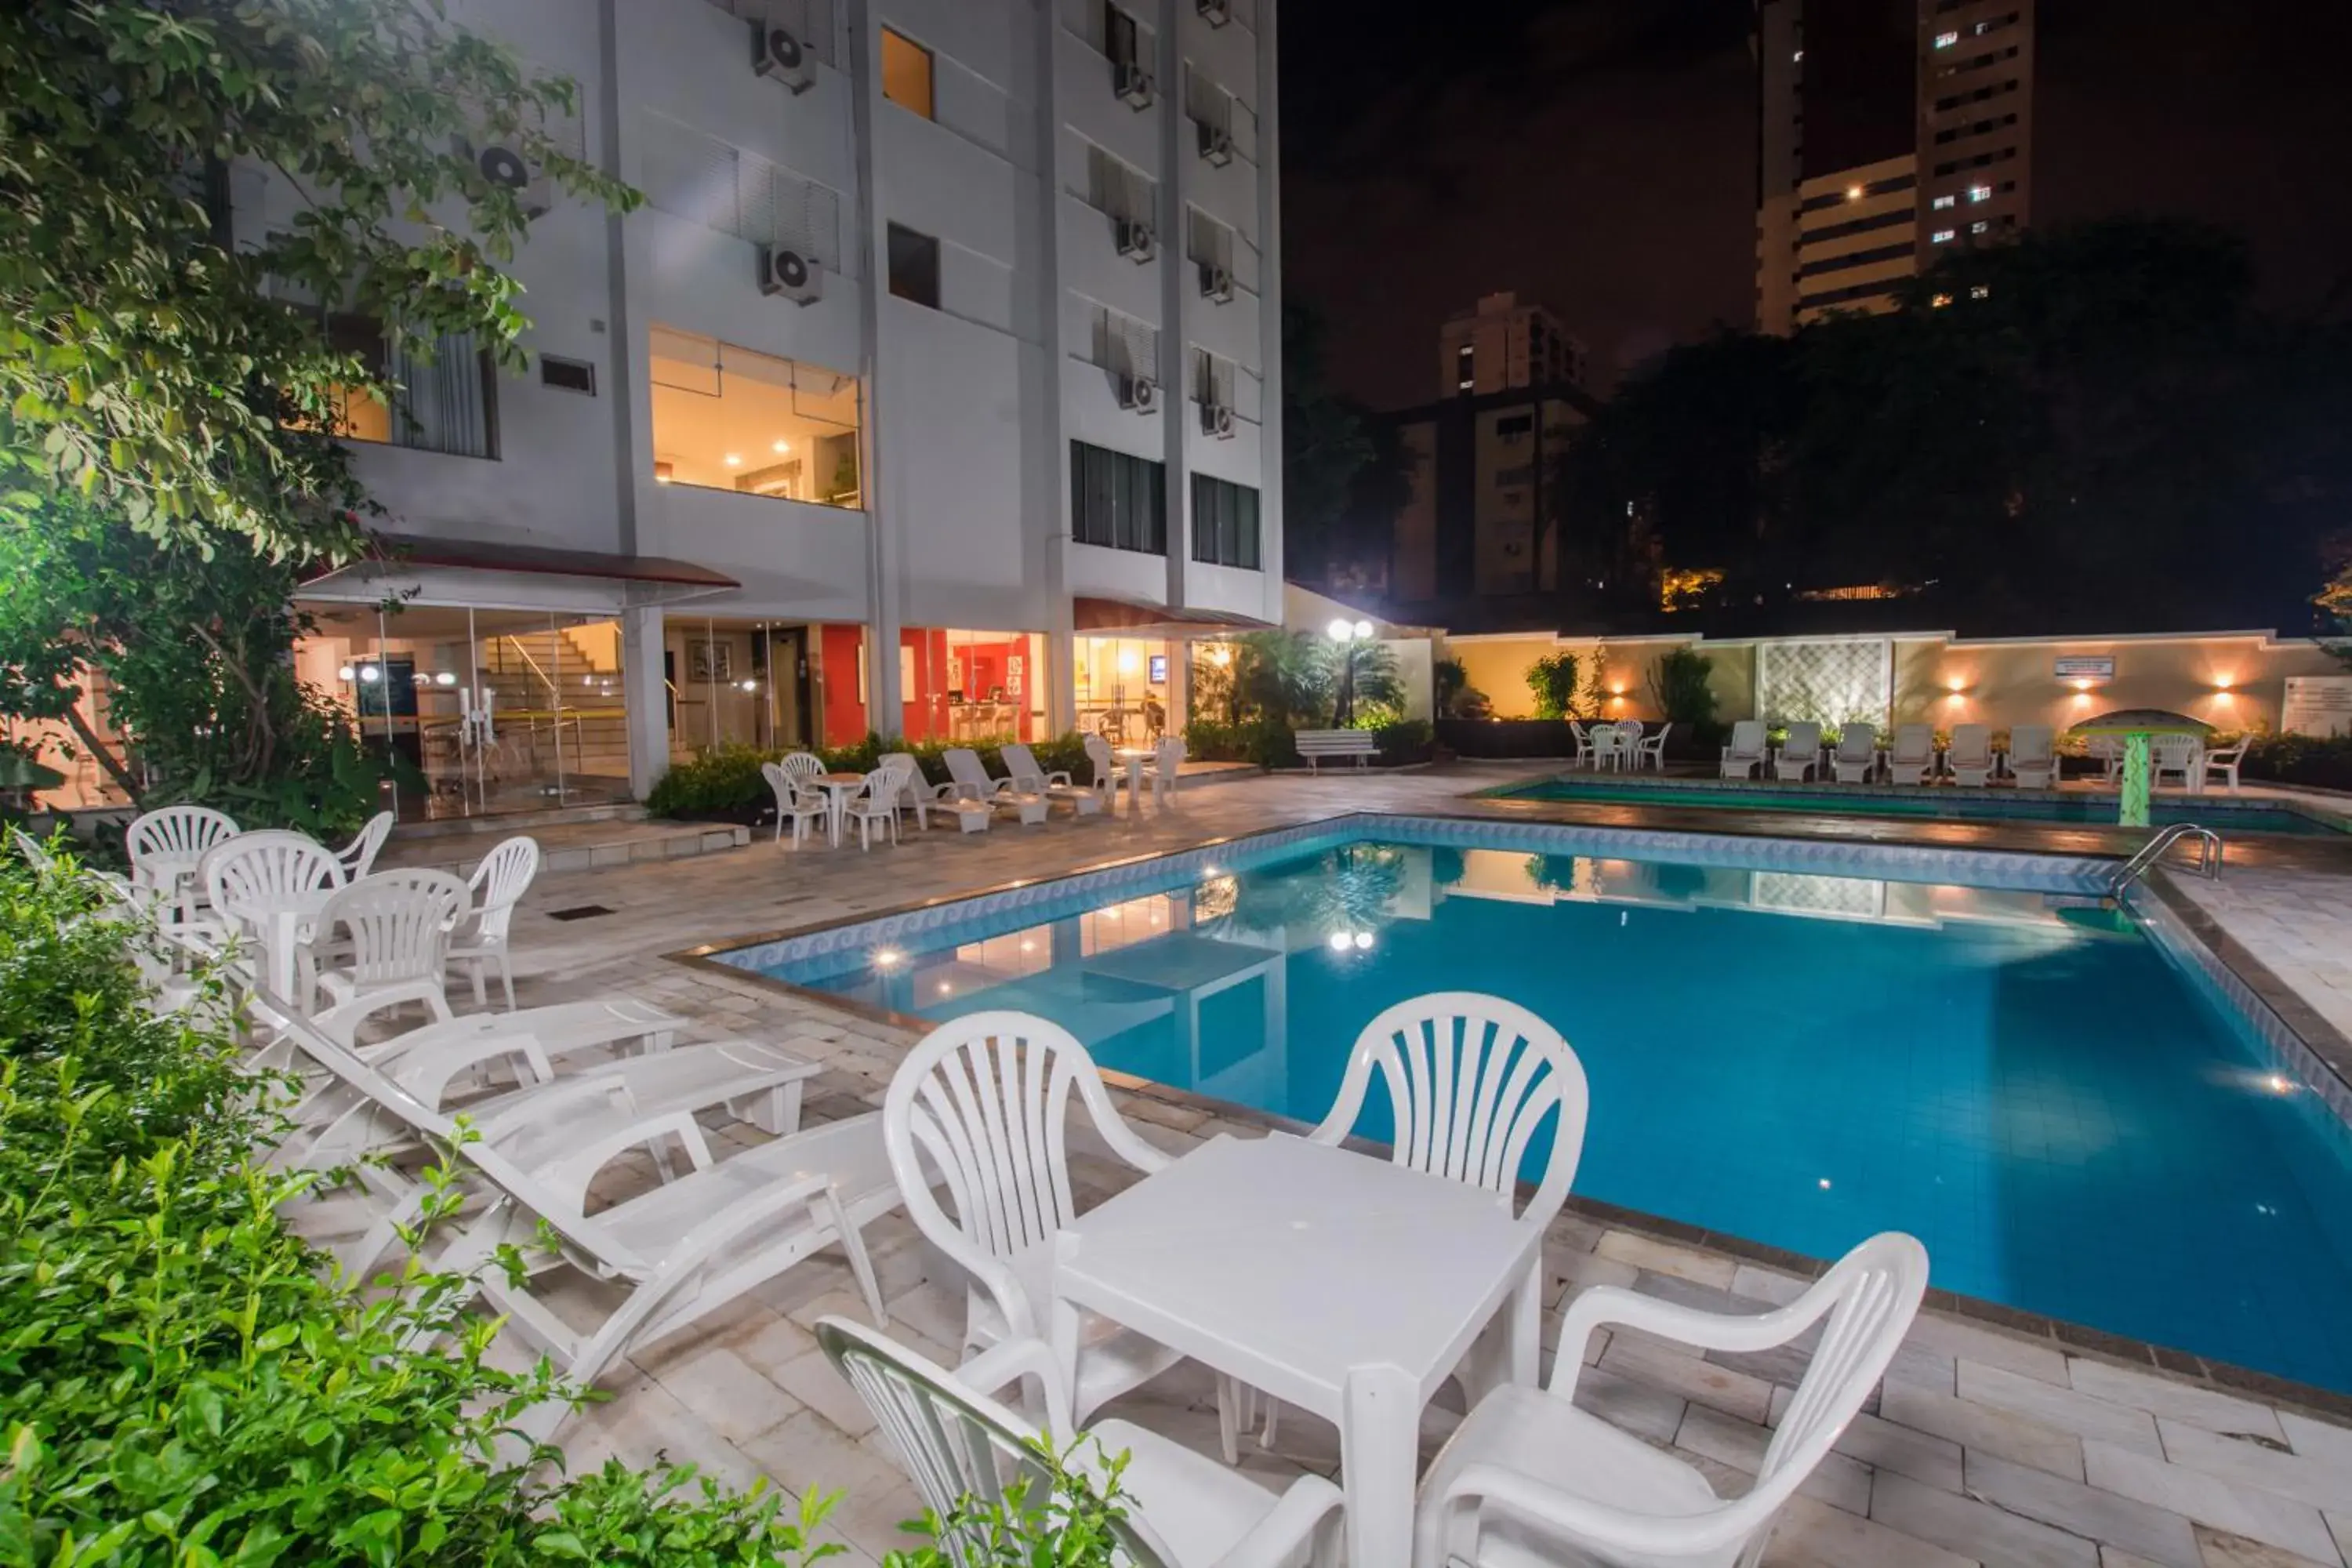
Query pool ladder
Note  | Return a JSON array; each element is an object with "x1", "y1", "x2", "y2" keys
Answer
[{"x1": 2108, "y1": 823, "x2": 2223, "y2": 895}]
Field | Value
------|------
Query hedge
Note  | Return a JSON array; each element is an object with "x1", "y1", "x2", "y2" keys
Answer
[{"x1": 646, "y1": 733, "x2": 1094, "y2": 820}]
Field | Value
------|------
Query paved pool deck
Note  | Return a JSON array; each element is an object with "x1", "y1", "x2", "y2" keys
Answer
[{"x1": 362, "y1": 764, "x2": 2352, "y2": 1567}]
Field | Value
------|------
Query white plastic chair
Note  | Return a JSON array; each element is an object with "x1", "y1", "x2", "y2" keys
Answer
[
  {"x1": 127, "y1": 804, "x2": 240, "y2": 919},
  {"x1": 882, "y1": 1010, "x2": 1194, "y2": 1427},
  {"x1": 818, "y1": 1317, "x2": 1345, "y2": 1568},
  {"x1": 310, "y1": 868, "x2": 469, "y2": 1022},
  {"x1": 2153, "y1": 733, "x2": 2201, "y2": 790},
  {"x1": 2006, "y1": 724, "x2": 2057, "y2": 789},
  {"x1": 448, "y1": 835, "x2": 539, "y2": 1010},
  {"x1": 1004, "y1": 742, "x2": 1103, "y2": 816},
  {"x1": 760, "y1": 760, "x2": 829, "y2": 847},
  {"x1": 1635, "y1": 722, "x2": 1671, "y2": 771},
  {"x1": 1946, "y1": 723, "x2": 1995, "y2": 787},
  {"x1": 202, "y1": 829, "x2": 347, "y2": 996},
  {"x1": 1828, "y1": 725, "x2": 1879, "y2": 783},
  {"x1": 1308, "y1": 993, "x2": 1588, "y2": 1426},
  {"x1": 1883, "y1": 723, "x2": 1937, "y2": 786},
  {"x1": 2089, "y1": 735, "x2": 2125, "y2": 783},
  {"x1": 334, "y1": 810, "x2": 396, "y2": 880},
  {"x1": 946, "y1": 746, "x2": 1047, "y2": 824},
  {"x1": 1081, "y1": 732, "x2": 1119, "y2": 812},
  {"x1": 2200, "y1": 737, "x2": 2248, "y2": 795},
  {"x1": 1145, "y1": 735, "x2": 1185, "y2": 805},
  {"x1": 1772, "y1": 721, "x2": 1823, "y2": 782},
  {"x1": 1414, "y1": 1232, "x2": 1929, "y2": 1568},
  {"x1": 1566, "y1": 719, "x2": 1591, "y2": 769},
  {"x1": 1718, "y1": 720, "x2": 1767, "y2": 779},
  {"x1": 888, "y1": 751, "x2": 990, "y2": 834},
  {"x1": 844, "y1": 760, "x2": 912, "y2": 850}
]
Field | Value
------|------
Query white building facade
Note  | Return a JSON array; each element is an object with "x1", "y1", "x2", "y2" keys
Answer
[{"x1": 260, "y1": 0, "x2": 1280, "y2": 817}]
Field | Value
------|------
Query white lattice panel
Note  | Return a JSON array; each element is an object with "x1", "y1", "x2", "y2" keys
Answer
[{"x1": 1756, "y1": 639, "x2": 1891, "y2": 728}]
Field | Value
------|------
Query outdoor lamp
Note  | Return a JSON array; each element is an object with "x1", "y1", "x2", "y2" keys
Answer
[{"x1": 1327, "y1": 618, "x2": 1352, "y2": 641}]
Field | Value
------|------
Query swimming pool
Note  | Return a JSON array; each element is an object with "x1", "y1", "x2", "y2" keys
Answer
[
  {"x1": 715, "y1": 817, "x2": 2352, "y2": 1394},
  {"x1": 1491, "y1": 779, "x2": 2347, "y2": 835}
]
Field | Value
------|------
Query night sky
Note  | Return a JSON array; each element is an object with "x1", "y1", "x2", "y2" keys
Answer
[{"x1": 1279, "y1": 0, "x2": 2352, "y2": 411}]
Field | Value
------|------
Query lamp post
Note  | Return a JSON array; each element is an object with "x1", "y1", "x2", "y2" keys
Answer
[{"x1": 1327, "y1": 617, "x2": 1374, "y2": 727}]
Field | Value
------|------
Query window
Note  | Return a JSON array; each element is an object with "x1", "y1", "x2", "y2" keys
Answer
[
  {"x1": 1968, "y1": 183, "x2": 1992, "y2": 202},
  {"x1": 1071, "y1": 441, "x2": 1166, "y2": 554},
  {"x1": 313, "y1": 313, "x2": 499, "y2": 459},
  {"x1": 1190, "y1": 474, "x2": 1260, "y2": 569},
  {"x1": 1969, "y1": 284, "x2": 1991, "y2": 299},
  {"x1": 1494, "y1": 413, "x2": 1534, "y2": 441},
  {"x1": 1931, "y1": 193, "x2": 1955, "y2": 210},
  {"x1": 1969, "y1": 220, "x2": 1989, "y2": 234},
  {"x1": 880, "y1": 28, "x2": 934, "y2": 118},
  {"x1": 886, "y1": 223, "x2": 940, "y2": 307},
  {"x1": 648, "y1": 325, "x2": 861, "y2": 506},
  {"x1": 1105, "y1": 2, "x2": 1141, "y2": 68},
  {"x1": 1931, "y1": 228, "x2": 1956, "y2": 243},
  {"x1": 1933, "y1": 29, "x2": 1958, "y2": 47},
  {"x1": 1455, "y1": 343, "x2": 1474, "y2": 391}
]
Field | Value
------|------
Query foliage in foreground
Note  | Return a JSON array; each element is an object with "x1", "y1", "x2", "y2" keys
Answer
[{"x1": 0, "y1": 847, "x2": 841, "y2": 1564}]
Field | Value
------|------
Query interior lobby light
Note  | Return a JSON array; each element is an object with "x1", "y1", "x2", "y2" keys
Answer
[
  {"x1": 358, "y1": 665, "x2": 381, "y2": 684},
  {"x1": 772, "y1": 438, "x2": 791, "y2": 453},
  {"x1": 434, "y1": 671, "x2": 458, "y2": 687},
  {"x1": 336, "y1": 666, "x2": 355, "y2": 682},
  {"x1": 723, "y1": 453, "x2": 742, "y2": 466}
]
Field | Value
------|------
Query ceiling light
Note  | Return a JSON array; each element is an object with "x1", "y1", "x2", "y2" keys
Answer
[
  {"x1": 772, "y1": 439, "x2": 791, "y2": 453},
  {"x1": 724, "y1": 453, "x2": 742, "y2": 466}
]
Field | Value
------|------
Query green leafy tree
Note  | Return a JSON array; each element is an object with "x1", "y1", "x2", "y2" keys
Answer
[
  {"x1": 1526, "y1": 652, "x2": 1579, "y2": 719},
  {"x1": 1, "y1": 0, "x2": 633, "y2": 554},
  {"x1": 1646, "y1": 647, "x2": 1719, "y2": 746},
  {"x1": 1434, "y1": 656, "x2": 1490, "y2": 719},
  {"x1": 1283, "y1": 303, "x2": 1409, "y2": 593}
]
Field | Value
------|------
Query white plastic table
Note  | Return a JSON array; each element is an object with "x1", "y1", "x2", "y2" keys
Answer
[
  {"x1": 226, "y1": 887, "x2": 336, "y2": 1000},
  {"x1": 1112, "y1": 747, "x2": 1153, "y2": 813},
  {"x1": 813, "y1": 772, "x2": 867, "y2": 848},
  {"x1": 1047, "y1": 1132, "x2": 1543, "y2": 1568}
]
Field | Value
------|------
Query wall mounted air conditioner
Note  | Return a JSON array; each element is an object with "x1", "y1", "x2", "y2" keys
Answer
[
  {"x1": 1197, "y1": 0, "x2": 1232, "y2": 24},
  {"x1": 1116, "y1": 217, "x2": 1156, "y2": 262},
  {"x1": 1118, "y1": 375, "x2": 1159, "y2": 413},
  {"x1": 1115, "y1": 60, "x2": 1156, "y2": 109},
  {"x1": 752, "y1": 22, "x2": 816, "y2": 92},
  {"x1": 758, "y1": 245, "x2": 823, "y2": 304},
  {"x1": 461, "y1": 137, "x2": 551, "y2": 217},
  {"x1": 1201, "y1": 401, "x2": 1236, "y2": 438},
  {"x1": 1198, "y1": 262, "x2": 1235, "y2": 301},
  {"x1": 1197, "y1": 121, "x2": 1234, "y2": 166}
]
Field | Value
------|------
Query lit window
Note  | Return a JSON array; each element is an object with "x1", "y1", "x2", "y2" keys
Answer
[
  {"x1": 1846, "y1": 183, "x2": 1865, "y2": 201},
  {"x1": 1932, "y1": 194, "x2": 1955, "y2": 210},
  {"x1": 1934, "y1": 30, "x2": 1958, "y2": 47},
  {"x1": 1969, "y1": 220, "x2": 1989, "y2": 234},
  {"x1": 1931, "y1": 228, "x2": 1955, "y2": 243},
  {"x1": 1791, "y1": 48, "x2": 1804, "y2": 62},
  {"x1": 648, "y1": 325, "x2": 861, "y2": 506},
  {"x1": 1969, "y1": 184, "x2": 1991, "y2": 202},
  {"x1": 1969, "y1": 284, "x2": 1991, "y2": 299},
  {"x1": 1455, "y1": 343, "x2": 1474, "y2": 393},
  {"x1": 1973, "y1": 18, "x2": 1996, "y2": 33},
  {"x1": 1930, "y1": 292, "x2": 1953, "y2": 308},
  {"x1": 880, "y1": 29, "x2": 935, "y2": 118}
]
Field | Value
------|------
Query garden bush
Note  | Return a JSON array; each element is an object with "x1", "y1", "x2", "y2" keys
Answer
[
  {"x1": 646, "y1": 733, "x2": 1102, "y2": 820},
  {"x1": 0, "y1": 844, "x2": 851, "y2": 1565},
  {"x1": 2242, "y1": 731, "x2": 2352, "y2": 793}
]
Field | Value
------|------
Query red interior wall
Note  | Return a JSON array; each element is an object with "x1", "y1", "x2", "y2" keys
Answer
[{"x1": 818, "y1": 623, "x2": 867, "y2": 746}]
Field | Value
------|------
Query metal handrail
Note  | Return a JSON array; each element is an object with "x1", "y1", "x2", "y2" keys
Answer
[{"x1": 2109, "y1": 822, "x2": 2223, "y2": 894}]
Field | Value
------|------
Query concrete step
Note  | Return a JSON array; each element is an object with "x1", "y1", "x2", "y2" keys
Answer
[{"x1": 379, "y1": 817, "x2": 749, "y2": 877}]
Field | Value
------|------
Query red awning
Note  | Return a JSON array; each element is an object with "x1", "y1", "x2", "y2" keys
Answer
[{"x1": 1073, "y1": 595, "x2": 1275, "y2": 637}]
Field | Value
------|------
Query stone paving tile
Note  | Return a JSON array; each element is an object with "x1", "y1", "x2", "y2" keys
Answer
[
  {"x1": 2191, "y1": 1527, "x2": 2341, "y2": 1568},
  {"x1": 1871, "y1": 1469, "x2": 2101, "y2": 1568},
  {"x1": 1964, "y1": 1451, "x2": 2202, "y2": 1567},
  {"x1": 1676, "y1": 1404, "x2": 1874, "y2": 1514},
  {"x1": 1959, "y1": 1363, "x2": 2166, "y2": 1456},
  {"x1": 2158, "y1": 1421, "x2": 2352, "y2": 1515},
  {"x1": 2074, "y1": 1358, "x2": 2290, "y2": 1442},
  {"x1": 2083, "y1": 1441, "x2": 2342, "y2": 1563}
]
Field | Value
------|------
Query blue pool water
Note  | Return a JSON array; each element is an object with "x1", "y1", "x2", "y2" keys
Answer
[
  {"x1": 731, "y1": 826, "x2": 2352, "y2": 1392},
  {"x1": 1495, "y1": 780, "x2": 2347, "y2": 835}
]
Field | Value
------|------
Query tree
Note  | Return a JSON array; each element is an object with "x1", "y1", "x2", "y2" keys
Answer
[
  {"x1": 1, "y1": 0, "x2": 633, "y2": 556},
  {"x1": 1283, "y1": 303, "x2": 1407, "y2": 593}
]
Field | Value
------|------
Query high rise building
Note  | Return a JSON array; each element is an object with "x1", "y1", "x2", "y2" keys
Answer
[
  {"x1": 1755, "y1": 0, "x2": 2034, "y2": 333},
  {"x1": 212, "y1": 0, "x2": 1281, "y2": 818},
  {"x1": 1437, "y1": 292, "x2": 1588, "y2": 398}
]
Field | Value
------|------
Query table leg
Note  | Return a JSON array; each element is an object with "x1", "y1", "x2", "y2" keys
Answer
[
  {"x1": 1509, "y1": 1255, "x2": 1543, "y2": 1387},
  {"x1": 829, "y1": 793, "x2": 846, "y2": 848},
  {"x1": 1340, "y1": 1363, "x2": 1418, "y2": 1568},
  {"x1": 1126, "y1": 758, "x2": 1145, "y2": 814}
]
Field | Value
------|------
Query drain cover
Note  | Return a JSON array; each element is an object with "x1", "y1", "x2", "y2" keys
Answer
[{"x1": 546, "y1": 904, "x2": 616, "y2": 921}]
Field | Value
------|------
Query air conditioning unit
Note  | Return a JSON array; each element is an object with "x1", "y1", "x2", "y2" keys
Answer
[
  {"x1": 757, "y1": 245, "x2": 823, "y2": 304},
  {"x1": 1197, "y1": 121, "x2": 1235, "y2": 166},
  {"x1": 461, "y1": 137, "x2": 551, "y2": 217},
  {"x1": 1114, "y1": 59, "x2": 1156, "y2": 109},
  {"x1": 752, "y1": 21, "x2": 816, "y2": 92},
  {"x1": 1115, "y1": 217, "x2": 1156, "y2": 262},
  {"x1": 1117, "y1": 374, "x2": 1159, "y2": 414},
  {"x1": 1201, "y1": 401, "x2": 1236, "y2": 438},
  {"x1": 1197, "y1": 0, "x2": 1232, "y2": 24},
  {"x1": 1198, "y1": 261, "x2": 1235, "y2": 301}
]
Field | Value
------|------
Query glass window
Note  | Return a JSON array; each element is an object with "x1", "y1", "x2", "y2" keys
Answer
[
  {"x1": 1070, "y1": 441, "x2": 1166, "y2": 555},
  {"x1": 1455, "y1": 342, "x2": 1474, "y2": 391},
  {"x1": 648, "y1": 325, "x2": 861, "y2": 506},
  {"x1": 880, "y1": 28, "x2": 934, "y2": 119},
  {"x1": 311, "y1": 314, "x2": 498, "y2": 459},
  {"x1": 1105, "y1": 2, "x2": 1141, "y2": 68},
  {"x1": 899, "y1": 628, "x2": 1047, "y2": 744},
  {"x1": 1075, "y1": 636, "x2": 1170, "y2": 745},
  {"x1": 1190, "y1": 474, "x2": 1260, "y2": 569},
  {"x1": 887, "y1": 223, "x2": 942, "y2": 307}
]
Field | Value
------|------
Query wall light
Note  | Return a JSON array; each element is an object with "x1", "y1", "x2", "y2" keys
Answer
[
  {"x1": 1209, "y1": 644, "x2": 1232, "y2": 666},
  {"x1": 2071, "y1": 678, "x2": 2094, "y2": 692},
  {"x1": 1945, "y1": 675, "x2": 1968, "y2": 693},
  {"x1": 358, "y1": 665, "x2": 381, "y2": 685},
  {"x1": 2212, "y1": 675, "x2": 2235, "y2": 691},
  {"x1": 1846, "y1": 183, "x2": 1864, "y2": 201},
  {"x1": 654, "y1": 460, "x2": 674, "y2": 483},
  {"x1": 435, "y1": 671, "x2": 459, "y2": 687}
]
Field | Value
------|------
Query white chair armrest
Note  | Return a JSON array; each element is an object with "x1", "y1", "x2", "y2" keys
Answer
[
  {"x1": 958, "y1": 1334, "x2": 1076, "y2": 1437},
  {"x1": 1554, "y1": 1282, "x2": 1831, "y2": 1396},
  {"x1": 1044, "y1": 770, "x2": 1073, "y2": 789},
  {"x1": 1211, "y1": 1472, "x2": 1348, "y2": 1568},
  {"x1": 1430, "y1": 1457, "x2": 1744, "y2": 1563}
]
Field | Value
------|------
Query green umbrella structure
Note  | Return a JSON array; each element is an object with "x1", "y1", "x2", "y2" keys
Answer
[{"x1": 2067, "y1": 709, "x2": 2212, "y2": 829}]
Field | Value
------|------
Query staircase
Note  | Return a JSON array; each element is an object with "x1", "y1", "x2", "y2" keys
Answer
[{"x1": 477, "y1": 627, "x2": 632, "y2": 785}]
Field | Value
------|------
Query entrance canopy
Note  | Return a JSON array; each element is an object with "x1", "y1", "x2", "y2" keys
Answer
[
  {"x1": 301, "y1": 534, "x2": 739, "y2": 612},
  {"x1": 1074, "y1": 594, "x2": 1275, "y2": 641}
]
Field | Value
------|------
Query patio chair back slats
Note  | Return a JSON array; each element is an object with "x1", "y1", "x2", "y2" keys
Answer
[
  {"x1": 204, "y1": 829, "x2": 345, "y2": 917},
  {"x1": 128, "y1": 805, "x2": 239, "y2": 876},
  {"x1": 464, "y1": 837, "x2": 540, "y2": 945},
  {"x1": 320, "y1": 869, "x2": 469, "y2": 987},
  {"x1": 897, "y1": 1015, "x2": 1084, "y2": 1262}
]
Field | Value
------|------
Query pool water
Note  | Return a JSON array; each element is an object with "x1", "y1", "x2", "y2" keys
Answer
[
  {"x1": 1495, "y1": 780, "x2": 2345, "y2": 836},
  {"x1": 736, "y1": 829, "x2": 2352, "y2": 1393}
]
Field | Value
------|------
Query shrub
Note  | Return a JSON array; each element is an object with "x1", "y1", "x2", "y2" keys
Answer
[
  {"x1": 645, "y1": 733, "x2": 1107, "y2": 818},
  {"x1": 1182, "y1": 718, "x2": 1297, "y2": 769},
  {"x1": 1526, "y1": 652, "x2": 1580, "y2": 720},
  {"x1": 2242, "y1": 731, "x2": 2352, "y2": 792},
  {"x1": 1646, "y1": 649, "x2": 1722, "y2": 749},
  {"x1": 1374, "y1": 719, "x2": 1435, "y2": 765},
  {"x1": 1433, "y1": 659, "x2": 1490, "y2": 720}
]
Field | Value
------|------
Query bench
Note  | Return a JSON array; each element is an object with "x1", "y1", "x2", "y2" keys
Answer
[{"x1": 1295, "y1": 729, "x2": 1378, "y2": 771}]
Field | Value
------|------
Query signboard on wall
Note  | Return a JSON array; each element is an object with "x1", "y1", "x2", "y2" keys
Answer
[
  {"x1": 2282, "y1": 676, "x2": 2352, "y2": 737},
  {"x1": 2054, "y1": 656, "x2": 2115, "y2": 681}
]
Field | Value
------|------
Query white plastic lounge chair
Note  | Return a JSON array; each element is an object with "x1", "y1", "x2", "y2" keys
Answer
[
  {"x1": 1719, "y1": 720, "x2": 1767, "y2": 779},
  {"x1": 1828, "y1": 724, "x2": 1879, "y2": 783},
  {"x1": 2006, "y1": 724, "x2": 2057, "y2": 789},
  {"x1": 334, "y1": 811, "x2": 396, "y2": 880},
  {"x1": 1773, "y1": 720, "x2": 1824, "y2": 782},
  {"x1": 1003, "y1": 742, "x2": 1103, "y2": 816},
  {"x1": 844, "y1": 760, "x2": 913, "y2": 850},
  {"x1": 448, "y1": 836, "x2": 539, "y2": 1010},
  {"x1": 263, "y1": 1003, "x2": 895, "y2": 1446},
  {"x1": 1883, "y1": 723, "x2": 1937, "y2": 786},
  {"x1": 11, "y1": 826, "x2": 56, "y2": 874},
  {"x1": 1414, "y1": 1232, "x2": 1929, "y2": 1568},
  {"x1": 1082, "y1": 733, "x2": 1120, "y2": 812},
  {"x1": 2153, "y1": 733, "x2": 2201, "y2": 789},
  {"x1": 884, "y1": 1010, "x2": 1199, "y2": 1428},
  {"x1": 128, "y1": 804, "x2": 240, "y2": 920},
  {"x1": 1145, "y1": 735, "x2": 1185, "y2": 805},
  {"x1": 760, "y1": 760, "x2": 829, "y2": 846},
  {"x1": 309, "y1": 868, "x2": 469, "y2": 1022},
  {"x1": 2200, "y1": 737, "x2": 2248, "y2": 795},
  {"x1": 1308, "y1": 993, "x2": 1588, "y2": 1436},
  {"x1": 2089, "y1": 735, "x2": 2125, "y2": 783},
  {"x1": 1947, "y1": 723, "x2": 1995, "y2": 787},
  {"x1": 1636, "y1": 722, "x2": 1671, "y2": 771},
  {"x1": 818, "y1": 1317, "x2": 1346, "y2": 1568},
  {"x1": 887, "y1": 751, "x2": 990, "y2": 834},
  {"x1": 945, "y1": 747, "x2": 1047, "y2": 825}
]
